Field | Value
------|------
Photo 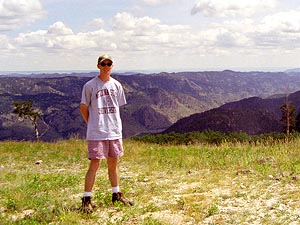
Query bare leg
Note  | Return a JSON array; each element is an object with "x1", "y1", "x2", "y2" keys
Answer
[
  {"x1": 107, "y1": 157, "x2": 134, "y2": 206},
  {"x1": 107, "y1": 157, "x2": 118, "y2": 187},
  {"x1": 84, "y1": 159, "x2": 100, "y2": 192}
]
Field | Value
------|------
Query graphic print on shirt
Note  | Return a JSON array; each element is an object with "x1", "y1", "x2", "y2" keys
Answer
[{"x1": 96, "y1": 88, "x2": 117, "y2": 115}]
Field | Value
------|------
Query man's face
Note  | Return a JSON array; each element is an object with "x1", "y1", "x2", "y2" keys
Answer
[{"x1": 98, "y1": 59, "x2": 113, "y2": 72}]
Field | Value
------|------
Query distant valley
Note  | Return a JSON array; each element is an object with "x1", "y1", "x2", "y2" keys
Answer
[{"x1": 1, "y1": 70, "x2": 300, "y2": 141}]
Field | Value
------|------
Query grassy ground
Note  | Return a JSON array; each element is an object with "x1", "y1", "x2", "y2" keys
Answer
[{"x1": 1, "y1": 138, "x2": 300, "y2": 224}]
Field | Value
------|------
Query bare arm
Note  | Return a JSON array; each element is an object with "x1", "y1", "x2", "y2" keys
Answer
[{"x1": 80, "y1": 103, "x2": 89, "y2": 124}]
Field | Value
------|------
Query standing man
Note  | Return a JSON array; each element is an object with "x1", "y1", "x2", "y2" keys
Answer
[{"x1": 80, "y1": 54, "x2": 133, "y2": 213}]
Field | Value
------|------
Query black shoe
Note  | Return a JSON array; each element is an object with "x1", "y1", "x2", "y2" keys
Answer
[
  {"x1": 112, "y1": 192, "x2": 134, "y2": 206},
  {"x1": 80, "y1": 196, "x2": 96, "y2": 213}
]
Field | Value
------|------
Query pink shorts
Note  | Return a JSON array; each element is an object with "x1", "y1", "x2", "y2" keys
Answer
[{"x1": 87, "y1": 139, "x2": 124, "y2": 159}]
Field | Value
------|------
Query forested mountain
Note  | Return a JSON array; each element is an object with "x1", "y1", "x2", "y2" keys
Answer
[
  {"x1": 165, "y1": 89, "x2": 300, "y2": 135},
  {"x1": 1, "y1": 70, "x2": 300, "y2": 141}
]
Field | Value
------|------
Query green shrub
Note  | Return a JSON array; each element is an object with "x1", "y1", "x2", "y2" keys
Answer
[{"x1": 131, "y1": 130, "x2": 293, "y2": 145}]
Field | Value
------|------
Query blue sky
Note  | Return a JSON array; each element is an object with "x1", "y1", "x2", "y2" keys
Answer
[{"x1": 0, "y1": 0, "x2": 300, "y2": 72}]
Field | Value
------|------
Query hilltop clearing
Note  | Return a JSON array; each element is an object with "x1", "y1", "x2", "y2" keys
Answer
[{"x1": 1, "y1": 138, "x2": 300, "y2": 224}]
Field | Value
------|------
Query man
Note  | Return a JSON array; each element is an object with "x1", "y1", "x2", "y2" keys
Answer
[{"x1": 79, "y1": 54, "x2": 133, "y2": 213}]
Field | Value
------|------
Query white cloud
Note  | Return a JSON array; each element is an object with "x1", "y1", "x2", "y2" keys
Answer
[
  {"x1": 13, "y1": 21, "x2": 115, "y2": 51},
  {"x1": 2, "y1": 5, "x2": 300, "y2": 71},
  {"x1": 111, "y1": 12, "x2": 198, "y2": 53},
  {"x1": 48, "y1": 22, "x2": 73, "y2": 36},
  {"x1": 191, "y1": 0, "x2": 277, "y2": 17},
  {"x1": 113, "y1": 12, "x2": 160, "y2": 32},
  {"x1": 216, "y1": 30, "x2": 249, "y2": 48},
  {"x1": 7, "y1": 9, "x2": 300, "y2": 56},
  {"x1": 0, "y1": 0, "x2": 45, "y2": 32},
  {"x1": 15, "y1": 30, "x2": 48, "y2": 48},
  {"x1": 141, "y1": 0, "x2": 177, "y2": 6},
  {"x1": 253, "y1": 10, "x2": 300, "y2": 49},
  {"x1": 13, "y1": 22, "x2": 77, "y2": 50},
  {"x1": 260, "y1": 10, "x2": 300, "y2": 33},
  {"x1": 86, "y1": 18, "x2": 105, "y2": 30},
  {"x1": 0, "y1": 34, "x2": 14, "y2": 50},
  {"x1": 185, "y1": 7, "x2": 300, "y2": 54},
  {"x1": 2, "y1": 12, "x2": 204, "y2": 70},
  {"x1": 6, "y1": 9, "x2": 296, "y2": 58}
]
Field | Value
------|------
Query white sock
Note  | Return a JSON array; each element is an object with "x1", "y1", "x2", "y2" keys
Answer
[
  {"x1": 112, "y1": 186, "x2": 120, "y2": 193},
  {"x1": 83, "y1": 192, "x2": 91, "y2": 197}
]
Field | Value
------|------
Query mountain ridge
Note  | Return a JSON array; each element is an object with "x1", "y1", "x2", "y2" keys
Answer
[
  {"x1": 1, "y1": 70, "x2": 300, "y2": 141},
  {"x1": 165, "y1": 91, "x2": 300, "y2": 135}
]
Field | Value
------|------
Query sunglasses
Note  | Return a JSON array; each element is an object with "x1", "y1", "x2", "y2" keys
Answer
[{"x1": 100, "y1": 62, "x2": 112, "y2": 67}]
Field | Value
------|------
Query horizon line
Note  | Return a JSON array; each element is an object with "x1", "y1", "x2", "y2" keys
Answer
[{"x1": 0, "y1": 66, "x2": 299, "y2": 75}]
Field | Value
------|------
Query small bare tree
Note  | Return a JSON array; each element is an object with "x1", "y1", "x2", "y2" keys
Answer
[
  {"x1": 280, "y1": 98, "x2": 296, "y2": 135},
  {"x1": 12, "y1": 99, "x2": 49, "y2": 140}
]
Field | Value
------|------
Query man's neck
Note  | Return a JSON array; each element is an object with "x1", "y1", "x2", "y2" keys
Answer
[{"x1": 98, "y1": 72, "x2": 110, "y2": 82}]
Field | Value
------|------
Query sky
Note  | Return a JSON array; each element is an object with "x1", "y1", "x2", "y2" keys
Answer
[{"x1": 0, "y1": 0, "x2": 300, "y2": 72}]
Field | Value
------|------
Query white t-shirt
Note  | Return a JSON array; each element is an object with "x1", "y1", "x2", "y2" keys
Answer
[{"x1": 80, "y1": 76, "x2": 127, "y2": 140}]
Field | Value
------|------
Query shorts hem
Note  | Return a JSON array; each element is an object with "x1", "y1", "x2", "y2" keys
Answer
[{"x1": 88, "y1": 154, "x2": 123, "y2": 160}]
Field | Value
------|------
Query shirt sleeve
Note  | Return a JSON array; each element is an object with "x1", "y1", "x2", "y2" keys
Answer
[{"x1": 118, "y1": 84, "x2": 127, "y2": 107}]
